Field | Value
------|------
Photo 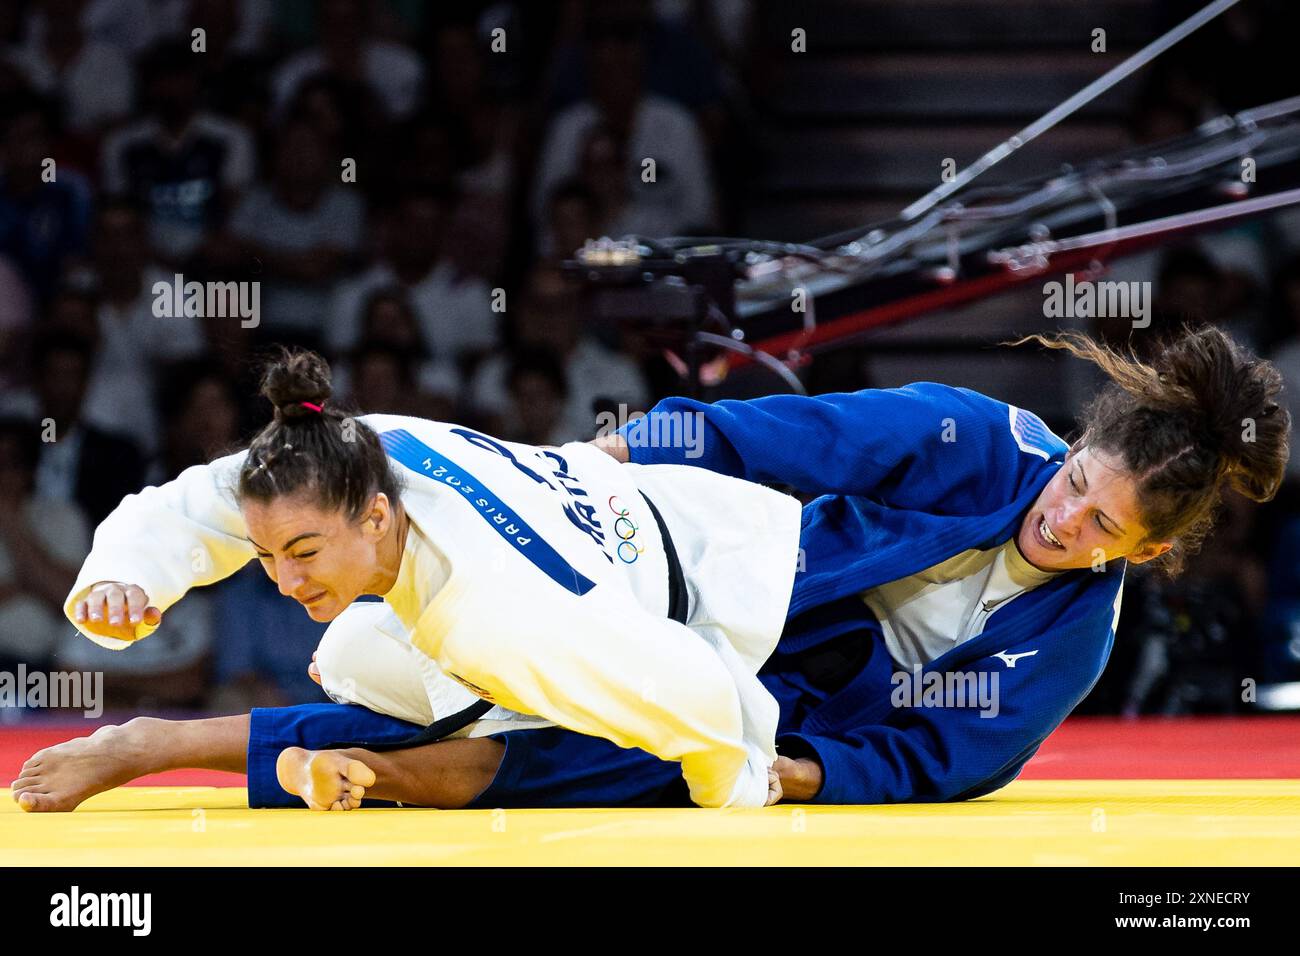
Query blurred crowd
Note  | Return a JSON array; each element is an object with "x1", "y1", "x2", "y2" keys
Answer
[{"x1": 0, "y1": 0, "x2": 1298, "y2": 718}]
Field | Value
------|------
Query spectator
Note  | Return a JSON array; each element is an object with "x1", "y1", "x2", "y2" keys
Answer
[
  {"x1": 283, "y1": 70, "x2": 384, "y2": 172},
  {"x1": 540, "y1": 177, "x2": 598, "y2": 263},
  {"x1": 0, "y1": 95, "x2": 93, "y2": 302},
  {"x1": 546, "y1": 0, "x2": 726, "y2": 136},
  {"x1": 101, "y1": 40, "x2": 256, "y2": 264},
  {"x1": 331, "y1": 287, "x2": 458, "y2": 412},
  {"x1": 0, "y1": 416, "x2": 90, "y2": 671},
  {"x1": 469, "y1": 265, "x2": 649, "y2": 441},
  {"x1": 28, "y1": 328, "x2": 148, "y2": 528},
  {"x1": 503, "y1": 345, "x2": 569, "y2": 446},
  {"x1": 170, "y1": 0, "x2": 274, "y2": 60},
  {"x1": 5, "y1": 0, "x2": 134, "y2": 137},
  {"x1": 226, "y1": 116, "x2": 363, "y2": 343},
  {"x1": 387, "y1": 110, "x2": 458, "y2": 197},
  {"x1": 184, "y1": 0, "x2": 276, "y2": 131},
  {"x1": 193, "y1": 291, "x2": 264, "y2": 441},
  {"x1": 270, "y1": 0, "x2": 423, "y2": 122},
  {"x1": 531, "y1": 14, "x2": 716, "y2": 236},
  {"x1": 79, "y1": 199, "x2": 205, "y2": 454},
  {"x1": 326, "y1": 188, "x2": 496, "y2": 365},
  {"x1": 31, "y1": 0, "x2": 165, "y2": 59},
  {"x1": 442, "y1": 191, "x2": 509, "y2": 291},
  {"x1": 346, "y1": 338, "x2": 418, "y2": 416},
  {"x1": 208, "y1": 564, "x2": 329, "y2": 710},
  {"x1": 577, "y1": 118, "x2": 711, "y2": 241},
  {"x1": 427, "y1": 19, "x2": 519, "y2": 198},
  {"x1": 156, "y1": 359, "x2": 241, "y2": 479}
]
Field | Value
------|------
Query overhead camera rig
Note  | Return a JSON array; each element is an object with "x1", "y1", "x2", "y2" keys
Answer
[
  {"x1": 564, "y1": 0, "x2": 1300, "y2": 395},
  {"x1": 562, "y1": 236, "x2": 814, "y2": 396}
]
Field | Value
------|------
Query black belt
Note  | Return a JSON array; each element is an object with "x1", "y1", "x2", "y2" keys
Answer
[
  {"x1": 338, "y1": 698, "x2": 495, "y2": 752},
  {"x1": 325, "y1": 491, "x2": 689, "y2": 752},
  {"x1": 641, "y1": 491, "x2": 689, "y2": 627}
]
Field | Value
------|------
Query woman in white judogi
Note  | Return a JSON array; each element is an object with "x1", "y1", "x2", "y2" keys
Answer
[{"x1": 62, "y1": 350, "x2": 801, "y2": 809}]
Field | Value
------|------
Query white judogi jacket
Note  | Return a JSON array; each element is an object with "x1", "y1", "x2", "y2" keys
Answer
[{"x1": 63, "y1": 414, "x2": 802, "y2": 808}]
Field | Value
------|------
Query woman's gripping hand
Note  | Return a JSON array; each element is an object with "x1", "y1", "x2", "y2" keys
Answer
[{"x1": 72, "y1": 581, "x2": 162, "y2": 643}]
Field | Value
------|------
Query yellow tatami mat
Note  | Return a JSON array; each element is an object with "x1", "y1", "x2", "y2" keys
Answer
[{"x1": 4, "y1": 779, "x2": 1299, "y2": 865}]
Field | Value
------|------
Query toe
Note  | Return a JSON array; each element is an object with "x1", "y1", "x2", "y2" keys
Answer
[
  {"x1": 16, "y1": 791, "x2": 51, "y2": 812},
  {"x1": 345, "y1": 760, "x2": 376, "y2": 788}
]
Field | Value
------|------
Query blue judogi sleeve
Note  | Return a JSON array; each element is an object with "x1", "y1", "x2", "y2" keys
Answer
[
  {"x1": 776, "y1": 611, "x2": 1114, "y2": 804},
  {"x1": 619, "y1": 382, "x2": 1037, "y2": 510}
]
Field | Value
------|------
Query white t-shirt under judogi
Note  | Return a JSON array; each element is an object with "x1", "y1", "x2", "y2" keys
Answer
[{"x1": 863, "y1": 536, "x2": 1063, "y2": 672}]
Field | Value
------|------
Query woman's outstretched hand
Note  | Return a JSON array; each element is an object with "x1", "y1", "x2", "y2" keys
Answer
[{"x1": 72, "y1": 581, "x2": 162, "y2": 643}]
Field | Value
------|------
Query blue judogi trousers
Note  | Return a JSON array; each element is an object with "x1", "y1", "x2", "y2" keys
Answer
[{"x1": 248, "y1": 595, "x2": 884, "y2": 809}]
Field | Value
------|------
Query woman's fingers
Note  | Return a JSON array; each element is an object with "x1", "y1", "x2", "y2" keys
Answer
[
  {"x1": 766, "y1": 767, "x2": 783, "y2": 806},
  {"x1": 121, "y1": 585, "x2": 161, "y2": 626},
  {"x1": 124, "y1": 585, "x2": 150, "y2": 624},
  {"x1": 77, "y1": 582, "x2": 158, "y2": 641},
  {"x1": 85, "y1": 584, "x2": 122, "y2": 623},
  {"x1": 106, "y1": 585, "x2": 131, "y2": 627}
]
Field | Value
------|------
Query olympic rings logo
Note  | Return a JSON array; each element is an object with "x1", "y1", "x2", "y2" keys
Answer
[{"x1": 608, "y1": 495, "x2": 645, "y2": 564}]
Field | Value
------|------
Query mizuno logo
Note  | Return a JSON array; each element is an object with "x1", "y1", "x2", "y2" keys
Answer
[{"x1": 994, "y1": 649, "x2": 1039, "y2": 668}]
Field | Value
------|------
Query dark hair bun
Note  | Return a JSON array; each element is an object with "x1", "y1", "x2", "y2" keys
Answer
[{"x1": 260, "y1": 348, "x2": 333, "y2": 421}]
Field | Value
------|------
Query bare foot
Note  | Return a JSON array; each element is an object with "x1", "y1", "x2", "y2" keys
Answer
[
  {"x1": 10, "y1": 719, "x2": 163, "y2": 812},
  {"x1": 275, "y1": 747, "x2": 377, "y2": 811}
]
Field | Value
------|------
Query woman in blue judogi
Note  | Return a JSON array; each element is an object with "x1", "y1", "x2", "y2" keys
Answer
[{"x1": 16, "y1": 325, "x2": 1289, "y2": 809}]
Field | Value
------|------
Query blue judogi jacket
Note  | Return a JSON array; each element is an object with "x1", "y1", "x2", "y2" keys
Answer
[{"x1": 619, "y1": 382, "x2": 1127, "y2": 805}]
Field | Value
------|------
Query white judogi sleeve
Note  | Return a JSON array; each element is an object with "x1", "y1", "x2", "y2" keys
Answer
[{"x1": 63, "y1": 451, "x2": 255, "y2": 649}]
